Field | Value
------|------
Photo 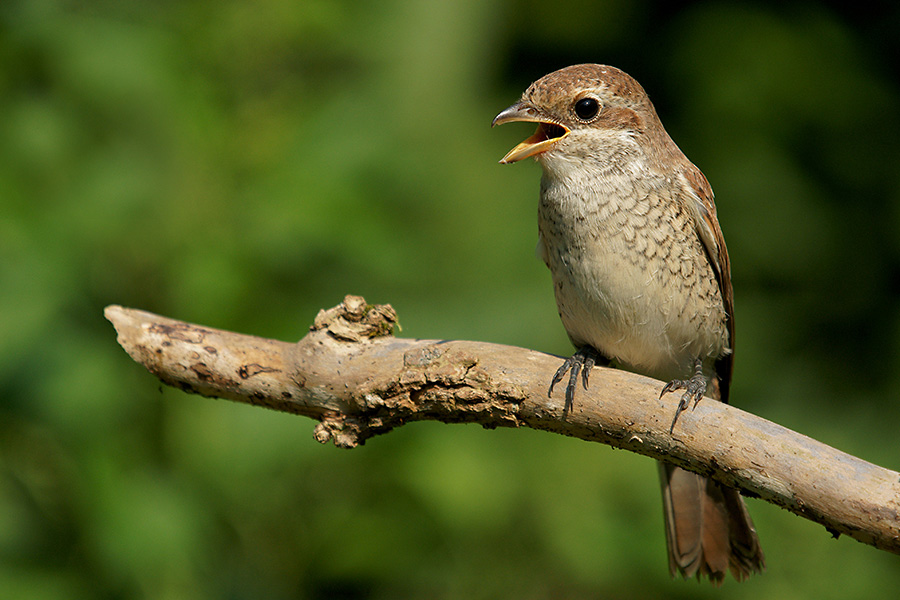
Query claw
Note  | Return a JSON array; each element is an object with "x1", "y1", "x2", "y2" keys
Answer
[
  {"x1": 548, "y1": 356, "x2": 575, "y2": 397},
  {"x1": 582, "y1": 352, "x2": 596, "y2": 390},
  {"x1": 660, "y1": 358, "x2": 708, "y2": 433},
  {"x1": 548, "y1": 346, "x2": 605, "y2": 417}
]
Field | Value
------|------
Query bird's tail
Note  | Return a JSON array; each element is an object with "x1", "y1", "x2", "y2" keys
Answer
[{"x1": 658, "y1": 463, "x2": 765, "y2": 584}]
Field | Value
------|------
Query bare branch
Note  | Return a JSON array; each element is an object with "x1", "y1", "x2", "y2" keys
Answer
[{"x1": 105, "y1": 295, "x2": 900, "y2": 555}]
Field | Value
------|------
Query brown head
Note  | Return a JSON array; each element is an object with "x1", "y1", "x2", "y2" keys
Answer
[{"x1": 492, "y1": 64, "x2": 676, "y2": 166}]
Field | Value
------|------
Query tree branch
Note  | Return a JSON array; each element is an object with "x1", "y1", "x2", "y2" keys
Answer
[{"x1": 105, "y1": 295, "x2": 900, "y2": 555}]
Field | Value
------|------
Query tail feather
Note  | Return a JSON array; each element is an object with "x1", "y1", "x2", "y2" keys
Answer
[{"x1": 659, "y1": 463, "x2": 765, "y2": 584}]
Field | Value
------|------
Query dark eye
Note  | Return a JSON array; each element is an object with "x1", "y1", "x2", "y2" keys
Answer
[{"x1": 574, "y1": 97, "x2": 600, "y2": 120}]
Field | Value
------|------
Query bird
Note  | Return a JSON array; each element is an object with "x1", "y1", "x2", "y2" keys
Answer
[{"x1": 492, "y1": 64, "x2": 765, "y2": 583}]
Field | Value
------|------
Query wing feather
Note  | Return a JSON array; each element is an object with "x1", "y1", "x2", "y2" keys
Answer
[{"x1": 679, "y1": 166, "x2": 734, "y2": 404}]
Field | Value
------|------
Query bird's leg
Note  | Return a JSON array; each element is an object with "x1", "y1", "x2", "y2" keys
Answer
[
  {"x1": 548, "y1": 346, "x2": 608, "y2": 417},
  {"x1": 660, "y1": 357, "x2": 707, "y2": 433}
]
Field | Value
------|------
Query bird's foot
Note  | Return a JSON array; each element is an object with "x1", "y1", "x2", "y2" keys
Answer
[
  {"x1": 660, "y1": 358, "x2": 707, "y2": 433},
  {"x1": 548, "y1": 346, "x2": 606, "y2": 417}
]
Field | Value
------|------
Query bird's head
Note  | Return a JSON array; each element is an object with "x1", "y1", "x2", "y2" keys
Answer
[{"x1": 492, "y1": 64, "x2": 658, "y2": 165}]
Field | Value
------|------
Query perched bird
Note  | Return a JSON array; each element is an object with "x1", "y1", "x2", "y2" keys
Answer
[{"x1": 492, "y1": 64, "x2": 765, "y2": 583}]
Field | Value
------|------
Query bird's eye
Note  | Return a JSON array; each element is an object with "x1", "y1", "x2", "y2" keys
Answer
[{"x1": 574, "y1": 97, "x2": 600, "y2": 121}]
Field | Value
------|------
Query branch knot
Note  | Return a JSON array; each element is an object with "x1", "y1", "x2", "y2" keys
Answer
[{"x1": 311, "y1": 295, "x2": 399, "y2": 342}]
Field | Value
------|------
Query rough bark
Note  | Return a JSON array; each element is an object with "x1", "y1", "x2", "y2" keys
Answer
[{"x1": 105, "y1": 295, "x2": 900, "y2": 555}]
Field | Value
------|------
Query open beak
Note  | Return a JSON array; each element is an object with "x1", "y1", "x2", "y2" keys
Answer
[{"x1": 492, "y1": 102, "x2": 569, "y2": 164}]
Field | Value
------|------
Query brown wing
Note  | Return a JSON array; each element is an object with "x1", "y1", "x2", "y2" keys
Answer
[{"x1": 679, "y1": 165, "x2": 734, "y2": 404}]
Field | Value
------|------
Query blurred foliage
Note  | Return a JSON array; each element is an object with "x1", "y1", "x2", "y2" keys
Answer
[{"x1": 2, "y1": 0, "x2": 899, "y2": 598}]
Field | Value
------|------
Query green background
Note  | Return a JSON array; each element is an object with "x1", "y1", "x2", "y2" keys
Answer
[{"x1": 3, "y1": 0, "x2": 899, "y2": 598}]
